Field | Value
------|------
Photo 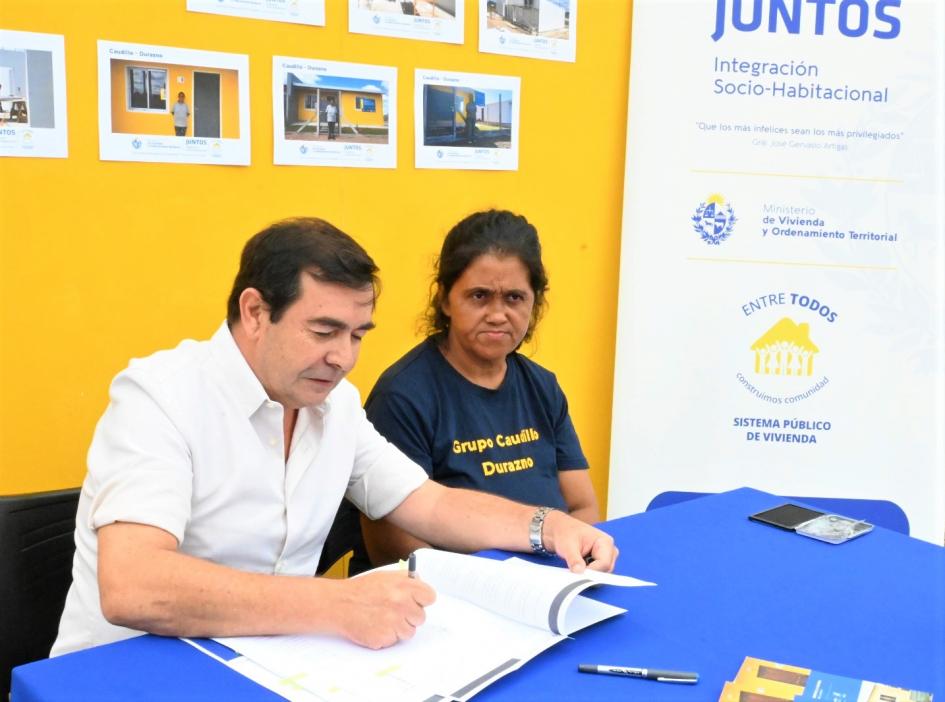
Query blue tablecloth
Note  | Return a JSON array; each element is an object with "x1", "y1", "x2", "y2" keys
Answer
[{"x1": 12, "y1": 487, "x2": 945, "y2": 701}]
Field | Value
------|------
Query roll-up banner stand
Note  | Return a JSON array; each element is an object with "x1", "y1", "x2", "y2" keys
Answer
[{"x1": 609, "y1": 0, "x2": 945, "y2": 544}]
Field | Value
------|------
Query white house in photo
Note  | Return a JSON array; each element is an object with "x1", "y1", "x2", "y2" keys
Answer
[{"x1": 493, "y1": 0, "x2": 568, "y2": 34}]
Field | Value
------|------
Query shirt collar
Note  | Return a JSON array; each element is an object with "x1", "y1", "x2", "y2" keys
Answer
[
  {"x1": 208, "y1": 321, "x2": 269, "y2": 418},
  {"x1": 207, "y1": 321, "x2": 332, "y2": 419}
]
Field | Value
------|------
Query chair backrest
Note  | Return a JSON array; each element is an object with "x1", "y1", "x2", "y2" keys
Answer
[
  {"x1": 0, "y1": 488, "x2": 79, "y2": 698},
  {"x1": 645, "y1": 490, "x2": 910, "y2": 535},
  {"x1": 316, "y1": 498, "x2": 362, "y2": 577}
]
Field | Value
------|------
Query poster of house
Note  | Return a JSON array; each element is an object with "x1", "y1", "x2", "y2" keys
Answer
[
  {"x1": 479, "y1": 0, "x2": 577, "y2": 62},
  {"x1": 0, "y1": 29, "x2": 68, "y2": 159},
  {"x1": 187, "y1": 0, "x2": 326, "y2": 26},
  {"x1": 273, "y1": 57, "x2": 396, "y2": 168},
  {"x1": 415, "y1": 68, "x2": 519, "y2": 170},
  {"x1": 349, "y1": 0, "x2": 464, "y2": 44},
  {"x1": 97, "y1": 40, "x2": 250, "y2": 165}
]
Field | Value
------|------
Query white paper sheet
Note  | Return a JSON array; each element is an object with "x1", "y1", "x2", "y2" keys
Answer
[
  {"x1": 187, "y1": 0, "x2": 326, "y2": 26},
  {"x1": 212, "y1": 551, "x2": 653, "y2": 701},
  {"x1": 0, "y1": 29, "x2": 68, "y2": 159},
  {"x1": 478, "y1": 0, "x2": 578, "y2": 63},
  {"x1": 97, "y1": 40, "x2": 250, "y2": 165},
  {"x1": 273, "y1": 56, "x2": 396, "y2": 169},
  {"x1": 349, "y1": 0, "x2": 464, "y2": 44},
  {"x1": 414, "y1": 68, "x2": 520, "y2": 171}
]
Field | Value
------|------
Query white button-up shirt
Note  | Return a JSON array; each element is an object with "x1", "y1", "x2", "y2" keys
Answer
[{"x1": 52, "y1": 322, "x2": 428, "y2": 655}]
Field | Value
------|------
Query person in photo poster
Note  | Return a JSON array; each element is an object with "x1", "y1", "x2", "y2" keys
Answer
[
  {"x1": 344, "y1": 210, "x2": 601, "y2": 574},
  {"x1": 464, "y1": 94, "x2": 477, "y2": 144},
  {"x1": 172, "y1": 91, "x2": 190, "y2": 137},
  {"x1": 325, "y1": 97, "x2": 338, "y2": 140},
  {"x1": 51, "y1": 217, "x2": 616, "y2": 656}
]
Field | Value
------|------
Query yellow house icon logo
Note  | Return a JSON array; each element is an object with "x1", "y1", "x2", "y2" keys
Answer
[{"x1": 751, "y1": 317, "x2": 819, "y2": 376}]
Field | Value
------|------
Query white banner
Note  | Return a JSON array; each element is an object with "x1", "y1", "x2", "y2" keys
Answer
[{"x1": 609, "y1": 0, "x2": 945, "y2": 543}]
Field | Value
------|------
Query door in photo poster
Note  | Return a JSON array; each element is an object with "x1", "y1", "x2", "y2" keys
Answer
[
  {"x1": 415, "y1": 68, "x2": 519, "y2": 170},
  {"x1": 0, "y1": 29, "x2": 68, "y2": 159},
  {"x1": 607, "y1": 0, "x2": 945, "y2": 543},
  {"x1": 479, "y1": 0, "x2": 578, "y2": 63},
  {"x1": 273, "y1": 57, "x2": 397, "y2": 168},
  {"x1": 349, "y1": 0, "x2": 464, "y2": 44},
  {"x1": 97, "y1": 40, "x2": 251, "y2": 166}
]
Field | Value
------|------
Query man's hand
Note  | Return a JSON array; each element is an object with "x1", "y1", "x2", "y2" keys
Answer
[
  {"x1": 541, "y1": 510, "x2": 618, "y2": 573},
  {"x1": 335, "y1": 572, "x2": 436, "y2": 649},
  {"x1": 389, "y1": 483, "x2": 620, "y2": 572},
  {"x1": 97, "y1": 522, "x2": 437, "y2": 644}
]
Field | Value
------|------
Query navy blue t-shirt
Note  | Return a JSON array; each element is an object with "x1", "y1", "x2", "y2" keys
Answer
[{"x1": 364, "y1": 338, "x2": 588, "y2": 510}]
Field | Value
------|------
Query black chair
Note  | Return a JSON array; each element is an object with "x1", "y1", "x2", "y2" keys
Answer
[
  {"x1": 0, "y1": 488, "x2": 79, "y2": 698},
  {"x1": 316, "y1": 498, "x2": 368, "y2": 577}
]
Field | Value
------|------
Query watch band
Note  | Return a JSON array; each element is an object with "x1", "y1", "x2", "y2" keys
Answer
[{"x1": 529, "y1": 506, "x2": 555, "y2": 556}]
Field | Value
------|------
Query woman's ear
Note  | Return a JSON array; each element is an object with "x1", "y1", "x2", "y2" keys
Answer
[{"x1": 437, "y1": 287, "x2": 450, "y2": 318}]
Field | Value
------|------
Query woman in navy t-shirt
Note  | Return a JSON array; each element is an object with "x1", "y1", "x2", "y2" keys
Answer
[{"x1": 354, "y1": 209, "x2": 600, "y2": 570}]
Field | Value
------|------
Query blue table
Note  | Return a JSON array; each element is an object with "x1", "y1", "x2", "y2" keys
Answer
[{"x1": 12, "y1": 488, "x2": 945, "y2": 701}]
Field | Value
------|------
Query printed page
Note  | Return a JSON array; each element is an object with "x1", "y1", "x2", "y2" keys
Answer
[
  {"x1": 501, "y1": 556, "x2": 656, "y2": 586},
  {"x1": 217, "y1": 591, "x2": 563, "y2": 702},
  {"x1": 414, "y1": 549, "x2": 649, "y2": 634},
  {"x1": 211, "y1": 552, "x2": 651, "y2": 700}
]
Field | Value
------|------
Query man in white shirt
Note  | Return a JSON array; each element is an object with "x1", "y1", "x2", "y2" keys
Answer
[
  {"x1": 325, "y1": 98, "x2": 338, "y2": 139},
  {"x1": 52, "y1": 217, "x2": 617, "y2": 656},
  {"x1": 172, "y1": 91, "x2": 190, "y2": 137}
]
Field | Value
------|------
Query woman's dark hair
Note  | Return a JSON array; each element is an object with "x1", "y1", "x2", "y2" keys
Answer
[
  {"x1": 227, "y1": 217, "x2": 379, "y2": 326},
  {"x1": 426, "y1": 209, "x2": 548, "y2": 343}
]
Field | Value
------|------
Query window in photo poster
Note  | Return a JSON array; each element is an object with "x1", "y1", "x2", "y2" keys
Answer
[
  {"x1": 128, "y1": 67, "x2": 167, "y2": 111},
  {"x1": 304, "y1": 93, "x2": 318, "y2": 110},
  {"x1": 356, "y1": 96, "x2": 375, "y2": 112}
]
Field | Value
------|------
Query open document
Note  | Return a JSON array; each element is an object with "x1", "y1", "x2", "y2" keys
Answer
[{"x1": 207, "y1": 550, "x2": 654, "y2": 702}]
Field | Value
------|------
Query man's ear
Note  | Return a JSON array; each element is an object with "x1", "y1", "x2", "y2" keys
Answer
[{"x1": 238, "y1": 288, "x2": 269, "y2": 337}]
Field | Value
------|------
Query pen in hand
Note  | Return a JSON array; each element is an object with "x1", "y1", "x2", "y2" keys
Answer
[
  {"x1": 408, "y1": 552, "x2": 418, "y2": 579},
  {"x1": 578, "y1": 664, "x2": 699, "y2": 684}
]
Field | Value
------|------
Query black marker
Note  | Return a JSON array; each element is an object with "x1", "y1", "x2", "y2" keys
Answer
[{"x1": 578, "y1": 664, "x2": 698, "y2": 683}]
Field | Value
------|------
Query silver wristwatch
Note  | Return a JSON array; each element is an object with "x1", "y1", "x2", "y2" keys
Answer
[{"x1": 529, "y1": 506, "x2": 555, "y2": 556}]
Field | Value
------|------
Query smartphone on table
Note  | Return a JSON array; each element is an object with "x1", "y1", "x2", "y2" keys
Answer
[
  {"x1": 749, "y1": 503, "x2": 874, "y2": 543},
  {"x1": 748, "y1": 503, "x2": 825, "y2": 530}
]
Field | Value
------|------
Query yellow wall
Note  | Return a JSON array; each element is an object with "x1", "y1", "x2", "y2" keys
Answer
[
  {"x1": 109, "y1": 58, "x2": 240, "y2": 138},
  {"x1": 0, "y1": 0, "x2": 633, "y2": 517},
  {"x1": 341, "y1": 92, "x2": 384, "y2": 127},
  {"x1": 296, "y1": 90, "x2": 318, "y2": 121}
]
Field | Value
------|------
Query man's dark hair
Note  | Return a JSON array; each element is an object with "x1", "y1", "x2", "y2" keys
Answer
[
  {"x1": 227, "y1": 217, "x2": 379, "y2": 326},
  {"x1": 426, "y1": 209, "x2": 548, "y2": 343}
]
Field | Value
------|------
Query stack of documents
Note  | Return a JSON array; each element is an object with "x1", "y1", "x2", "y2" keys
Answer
[
  {"x1": 199, "y1": 550, "x2": 653, "y2": 702},
  {"x1": 718, "y1": 656, "x2": 933, "y2": 702}
]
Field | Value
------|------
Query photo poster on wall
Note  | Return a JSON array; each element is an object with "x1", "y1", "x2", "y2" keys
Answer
[
  {"x1": 187, "y1": 0, "x2": 326, "y2": 26},
  {"x1": 0, "y1": 29, "x2": 68, "y2": 159},
  {"x1": 608, "y1": 0, "x2": 945, "y2": 543},
  {"x1": 415, "y1": 68, "x2": 520, "y2": 171},
  {"x1": 273, "y1": 57, "x2": 397, "y2": 168},
  {"x1": 349, "y1": 0, "x2": 464, "y2": 44},
  {"x1": 97, "y1": 40, "x2": 251, "y2": 166},
  {"x1": 479, "y1": 0, "x2": 577, "y2": 63}
]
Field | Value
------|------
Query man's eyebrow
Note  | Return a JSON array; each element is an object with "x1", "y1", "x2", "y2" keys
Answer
[{"x1": 308, "y1": 317, "x2": 376, "y2": 331}]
